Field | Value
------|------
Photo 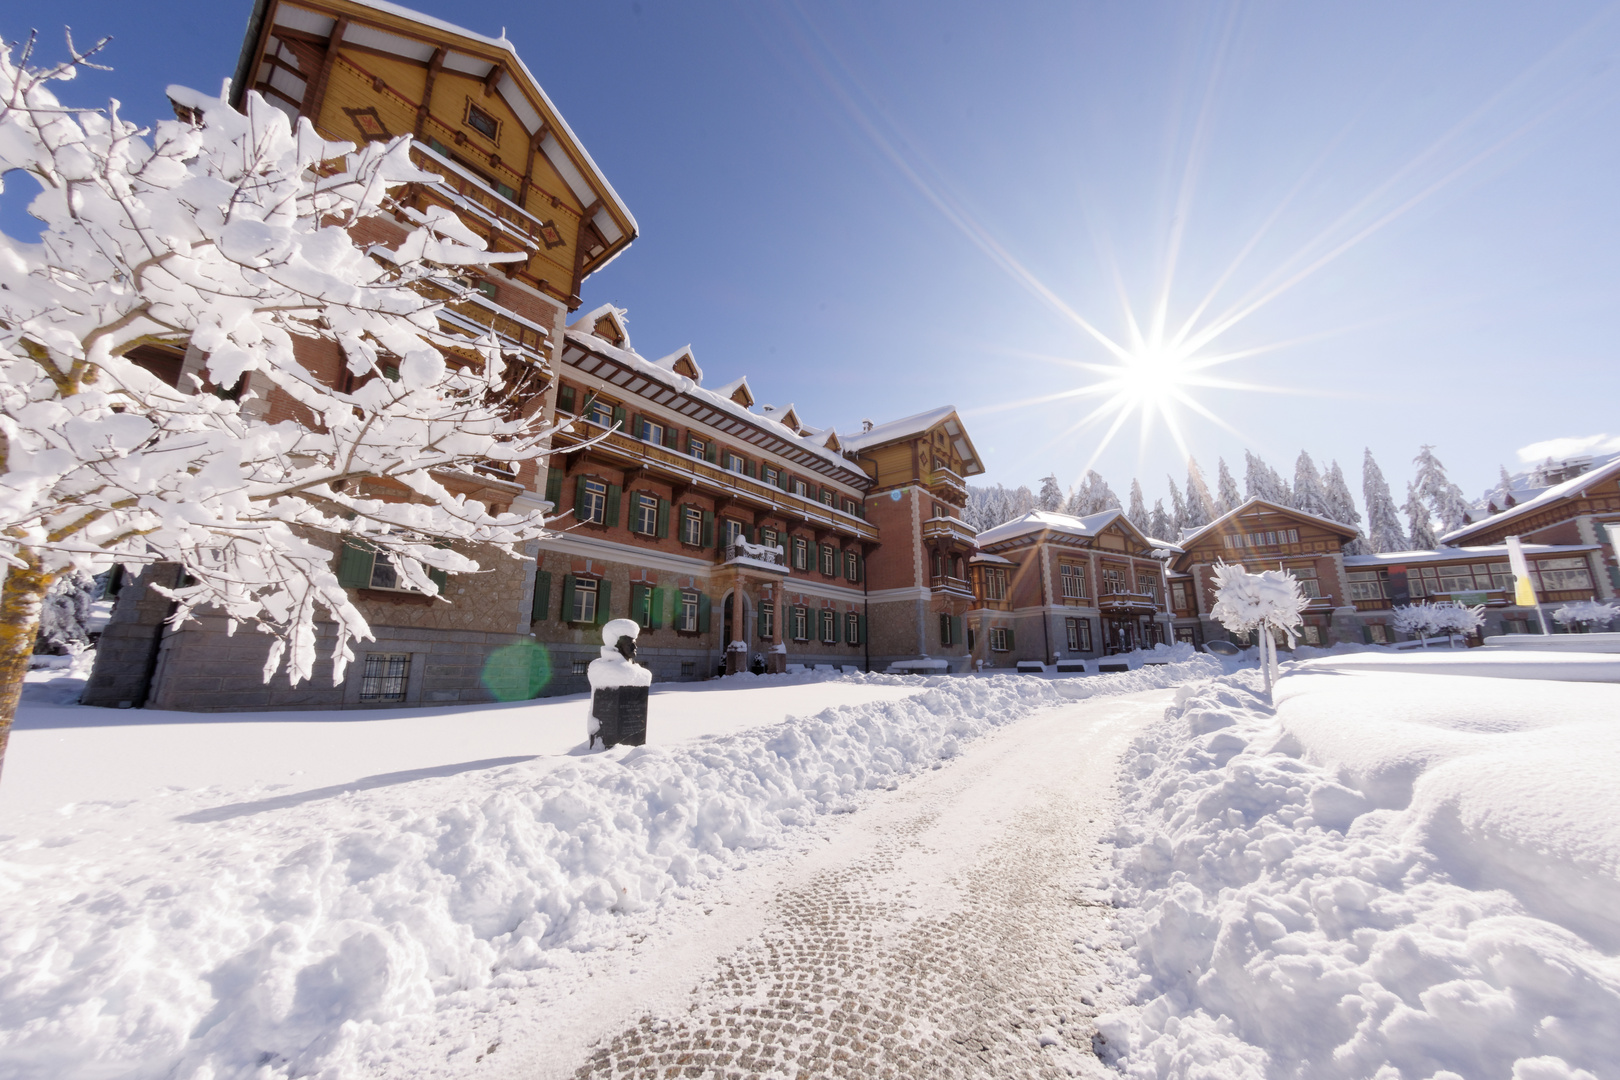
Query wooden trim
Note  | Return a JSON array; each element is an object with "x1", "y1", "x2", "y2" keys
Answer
[
  {"x1": 415, "y1": 46, "x2": 446, "y2": 139},
  {"x1": 301, "y1": 17, "x2": 348, "y2": 123}
]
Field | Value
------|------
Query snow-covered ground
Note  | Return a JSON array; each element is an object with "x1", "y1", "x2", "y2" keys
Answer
[
  {"x1": 0, "y1": 655, "x2": 1218, "y2": 1079},
  {"x1": 1099, "y1": 656, "x2": 1620, "y2": 1079}
]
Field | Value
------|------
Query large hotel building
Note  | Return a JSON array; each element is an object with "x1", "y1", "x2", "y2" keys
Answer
[{"x1": 85, "y1": 1, "x2": 1620, "y2": 710}]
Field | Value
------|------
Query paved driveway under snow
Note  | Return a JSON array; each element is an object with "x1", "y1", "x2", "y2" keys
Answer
[{"x1": 472, "y1": 687, "x2": 1173, "y2": 1080}]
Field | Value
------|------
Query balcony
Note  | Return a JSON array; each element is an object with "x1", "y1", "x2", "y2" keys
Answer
[
  {"x1": 932, "y1": 575, "x2": 974, "y2": 598},
  {"x1": 551, "y1": 422, "x2": 881, "y2": 543},
  {"x1": 922, "y1": 516, "x2": 977, "y2": 547},
  {"x1": 408, "y1": 143, "x2": 562, "y2": 257},
  {"x1": 723, "y1": 540, "x2": 789, "y2": 574},
  {"x1": 1098, "y1": 591, "x2": 1161, "y2": 614},
  {"x1": 924, "y1": 467, "x2": 968, "y2": 502}
]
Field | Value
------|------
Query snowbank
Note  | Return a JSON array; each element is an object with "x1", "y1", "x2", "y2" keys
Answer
[
  {"x1": 1098, "y1": 668, "x2": 1620, "y2": 1079},
  {"x1": 0, "y1": 660, "x2": 1217, "y2": 1079}
]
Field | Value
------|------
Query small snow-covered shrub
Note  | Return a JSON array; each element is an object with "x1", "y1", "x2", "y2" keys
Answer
[
  {"x1": 1394, "y1": 600, "x2": 1484, "y2": 646},
  {"x1": 1553, "y1": 600, "x2": 1620, "y2": 631}
]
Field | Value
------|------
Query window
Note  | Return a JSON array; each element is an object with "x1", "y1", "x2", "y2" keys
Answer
[
  {"x1": 1101, "y1": 566, "x2": 1127, "y2": 595},
  {"x1": 1285, "y1": 565, "x2": 1320, "y2": 599},
  {"x1": 1503, "y1": 619, "x2": 1530, "y2": 635},
  {"x1": 1175, "y1": 627, "x2": 1196, "y2": 645},
  {"x1": 792, "y1": 606, "x2": 809, "y2": 641},
  {"x1": 933, "y1": 502, "x2": 946, "y2": 519},
  {"x1": 939, "y1": 613, "x2": 955, "y2": 646},
  {"x1": 1065, "y1": 618, "x2": 1081, "y2": 652},
  {"x1": 571, "y1": 577, "x2": 598, "y2": 623},
  {"x1": 763, "y1": 467, "x2": 780, "y2": 487},
  {"x1": 954, "y1": 557, "x2": 965, "y2": 579},
  {"x1": 1535, "y1": 557, "x2": 1593, "y2": 592},
  {"x1": 580, "y1": 479, "x2": 607, "y2": 525},
  {"x1": 1171, "y1": 582, "x2": 1189, "y2": 611},
  {"x1": 680, "y1": 661, "x2": 696, "y2": 677},
  {"x1": 474, "y1": 279, "x2": 497, "y2": 300},
  {"x1": 1059, "y1": 563, "x2": 1088, "y2": 599},
  {"x1": 688, "y1": 436, "x2": 707, "y2": 460},
  {"x1": 844, "y1": 551, "x2": 861, "y2": 582},
  {"x1": 820, "y1": 545, "x2": 836, "y2": 576},
  {"x1": 1367, "y1": 623, "x2": 1390, "y2": 644},
  {"x1": 586, "y1": 398, "x2": 613, "y2": 428},
  {"x1": 1302, "y1": 624, "x2": 1324, "y2": 646},
  {"x1": 724, "y1": 519, "x2": 746, "y2": 548},
  {"x1": 989, "y1": 627, "x2": 1009, "y2": 652},
  {"x1": 1346, "y1": 571, "x2": 1387, "y2": 602},
  {"x1": 821, "y1": 609, "x2": 836, "y2": 643},
  {"x1": 637, "y1": 417, "x2": 664, "y2": 444},
  {"x1": 359, "y1": 653, "x2": 410, "y2": 702},
  {"x1": 679, "y1": 590, "x2": 699, "y2": 632},
  {"x1": 465, "y1": 100, "x2": 499, "y2": 140},
  {"x1": 933, "y1": 552, "x2": 944, "y2": 579},
  {"x1": 681, "y1": 507, "x2": 703, "y2": 546},
  {"x1": 635, "y1": 583, "x2": 654, "y2": 627},
  {"x1": 845, "y1": 611, "x2": 862, "y2": 645},
  {"x1": 844, "y1": 499, "x2": 858, "y2": 515},
  {"x1": 634, "y1": 493, "x2": 659, "y2": 535},
  {"x1": 759, "y1": 602, "x2": 775, "y2": 640},
  {"x1": 571, "y1": 659, "x2": 589, "y2": 676},
  {"x1": 725, "y1": 452, "x2": 746, "y2": 474},
  {"x1": 1137, "y1": 572, "x2": 1160, "y2": 601},
  {"x1": 792, "y1": 536, "x2": 809, "y2": 570},
  {"x1": 792, "y1": 479, "x2": 809, "y2": 497},
  {"x1": 761, "y1": 528, "x2": 779, "y2": 551},
  {"x1": 368, "y1": 551, "x2": 404, "y2": 591},
  {"x1": 984, "y1": 567, "x2": 1008, "y2": 601},
  {"x1": 821, "y1": 490, "x2": 835, "y2": 506}
]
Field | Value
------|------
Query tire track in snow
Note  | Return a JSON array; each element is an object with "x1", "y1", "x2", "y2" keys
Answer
[{"x1": 567, "y1": 690, "x2": 1170, "y2": 1079}]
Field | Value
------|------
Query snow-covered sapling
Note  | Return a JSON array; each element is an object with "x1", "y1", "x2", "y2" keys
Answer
[
  {"x1": 0, "y1": 36, "x2": 566, "y2": 778},
  {"x1": 1553, "y1": 600, "x2": 1620, "y2": 632},
  {"x1": 1208, "y1": 562, "x2": 1308, "y2": 698}
]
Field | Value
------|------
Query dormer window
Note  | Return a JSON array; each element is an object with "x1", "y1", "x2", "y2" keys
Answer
[{"x1": 465, "y1": 100, "x2": 499, "y2": 141}]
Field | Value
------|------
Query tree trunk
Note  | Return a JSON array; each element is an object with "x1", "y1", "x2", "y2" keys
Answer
[{"x1": 0, "y1": 550, "x2": 52, "y2": 782}]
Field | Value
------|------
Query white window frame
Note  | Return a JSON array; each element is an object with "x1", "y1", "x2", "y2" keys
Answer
[
  {"x1": 638, "y1": 417, "x2": 664, "y2": 444},
  {"x1": 792, "y1": 537, "x2": 808, "y2": 570},
  {"x1": 679, "y1": 590, "x2": 699, "y2": 632},
  {"x1": 688, "y1": 436, "x2": 707, "y2": 460},
  {"x1": 1059, "y1": 563, "x2": 1087, "y2": 599},
  {"x1": 820, "y1": 545, "x2": 835, "y2": 576},
  {"x1": 634, "y1": 493, "x2": 658, "y2": 535},
  {"x1": 989, "y1": 627, "x2": 1009, "y2": 652},
  {"x1": 571, "y1": 577, "x2": 598, "y2": 623},
  {"x1": 844, "y1": 611, "x2": 860, "y2": 644},
  {"x1": 985, "y1": 568, "x2": 1007, "y2": 601},
  {"x1": 792, "y1": 606, "x2": 809, "y2": 641},
  {"x1": 820, "y1": 608, "x2": 836, "y2": 644},
  {"x1": 586, "y1": 399, "x2": 613, "y2": 428},
  {"x1": 681, "y1": 507, "x2": 703, "y2": 546},
  {"x1": 580, "y1": 479, "x2": 607, "y2": 525},
  {"x1": 758, "y1": 601, "x2": 775, "y2": 640}
]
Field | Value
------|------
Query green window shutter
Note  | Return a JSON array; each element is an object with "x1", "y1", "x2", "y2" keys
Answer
[
  {"x1": 595, "y1": 579, "x2": 612, "y2": 625},
  {"x1": 561, "y1": 574, "x2": 577, "y2": 622},
  {"x1": 531, "y1": 569, "x2": 552, "y2": 622},
  {"x1": 780, "y1": 471, "x2": 790, "y2": 491},
  {"x1": 1006, "y1": 627, "x2": 1016, "y2": 650},
  {"x1": 429, "y1": 565, "x2": 448, "y2": 593},
  {"x1": 705, "y1": 441, "x2": 716, "y2": 464},
  {"x1": 745, "y1": 459, "x2": 757, "y2": 479},
  {"x1": 664, "y1": 425, "x2": 678, "y2": 449},
  {"x1": 951, "y1": 615, "x2": 963, "y2": 646},
  {"x1": 544, "y1": 469, "x2": 563, "y2": 508},
  {"x1": 701, "y1": 510, "x2": 714, "y2": 549},
  {"x1": 858, "y1": 614, "x2": 866, "y2": 645},
  {"x1": 631, "y1": 583, "x2": 648, "y2": 627},
  {"x1": 579, "y1": 391, "x2": 597, "y2": 417},
  {"x1": 606, "y1": 484, "x2": 621, "y2": 528},
  {"x1": 574, "y1": 475, "x2": 587, "y2": 519},
  {"x1": 757, "y1": 603, "x2": 768, "y2": 639},
  {"x1": 337, "y1": 540, "x2": 374, "y2": 588},
  {"x1": 698, "y1": 592, "x2": 712, "y2": 633},
  {"x1": 649, "y1": 587, "x2": 664, "y2": 629},
  {"x1": 611, "y1": 405, "x2": 626, "y2": 432},
  {"x1": 557, "y1": 385, "x2": 576, "y2": 414},
  {"x1": 631, "y1": 413, "x2": 644, "y2": 439},
  {"x1": 656, "y1": 499, "x2": 670, "y2": 539}
]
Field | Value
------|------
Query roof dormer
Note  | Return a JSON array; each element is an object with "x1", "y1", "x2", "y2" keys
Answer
[
  {"x1": 567, "y1": 303, "x2": 630, "y2": 348},
  {"x1": 717, "y1": 376, "x2": 754, "y2": 409},
  {"x1": 653, "y1": 345, "x2": 702, "y2": 383}
]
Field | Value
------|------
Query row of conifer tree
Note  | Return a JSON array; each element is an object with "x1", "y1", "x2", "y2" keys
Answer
[{"x1": 964, "y1": 446, "x2": 1476, "y2": 555}]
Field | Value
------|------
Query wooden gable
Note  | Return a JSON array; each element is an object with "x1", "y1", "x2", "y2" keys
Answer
[
  {"x1": 1174, "y1": 499, "x2": 1356, "y2": 571},
  {"x1": 593, "y1": 313, "x2": 626, "y2": 346}
]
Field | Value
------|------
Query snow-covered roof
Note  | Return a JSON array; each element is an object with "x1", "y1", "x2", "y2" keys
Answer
[
  {"x1": 840, "y1": 406, "x2": 960, "y2": 451},
  {"x1": 969, "y1": 551, "x2": 1016, "y2": 566},
  {"x1": 1444, "y1": 454, "x2": 1620, "y2": 544},
  {"x1": 560, "y1": 326, "x2": 865, "y2": 480},
  {"x1": 974, "y1": 508, "x2": 1176, "y2": 553},
  {"x1": 1178, "y1": 497, "x2": 1361, "y2": 549},
  {"x1": 1344, "y1": 543, "x2": 1600, "y2": 567}
]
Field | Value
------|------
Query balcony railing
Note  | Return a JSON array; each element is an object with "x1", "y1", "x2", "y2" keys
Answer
[
  {"x1": 723, "y1": 541, "x2": 789, "y2": 573},
  {"x1": 1099, "y1": 590, "x2": 1161, "y2": 613},
  {"x1": 924, "y1": 467, "x2": 968, "y2": 501},
  {"x1": 932, "y1": 575, "x2": 974, "y2": 597},
  {"x1": 552, "y1": 421, "x2": 880, "y2": 543},
  {"x1": 922, "y1": 516, "x2": 977, "y2": 546},
  {"x1": 408, "y1": 143, "x2": 560, "y2": 255}
]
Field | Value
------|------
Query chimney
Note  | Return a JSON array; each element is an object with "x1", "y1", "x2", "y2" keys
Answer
[{"x1": 861, "y1": 418, "x2": 874, "y2": 432}]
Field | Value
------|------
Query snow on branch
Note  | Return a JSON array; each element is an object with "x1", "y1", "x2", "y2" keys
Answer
[
  {"x1": 1209, "y1": 561, "x2": 1308, "y2": 697},
  {"x1": 1552, "y1": 600, "x2": 1619, "y2": 630},
  {"x1": 0, "y1": 39, "x2": 563, "y2": 690}
]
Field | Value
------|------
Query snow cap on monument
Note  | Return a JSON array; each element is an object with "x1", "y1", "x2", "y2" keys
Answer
[{"x1": 601, "y1": 618, "x2": 640, "y2": 646}]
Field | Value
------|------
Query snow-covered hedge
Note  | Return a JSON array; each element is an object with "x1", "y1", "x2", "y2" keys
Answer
[
  {"x1": 0, "y1": 661, "x2": 1216, "y2": 1078},
  {"x1": 1098, "y1": 670, "x2": 1620, "y2": 1079}
]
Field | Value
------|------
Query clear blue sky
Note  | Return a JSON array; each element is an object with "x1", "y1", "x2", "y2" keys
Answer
[{"x1": 6, "y1": 1, "x2": 1620, "y2": 513}]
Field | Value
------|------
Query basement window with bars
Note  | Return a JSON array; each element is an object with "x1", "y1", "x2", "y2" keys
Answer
[{"x1": 359, "y1": 653, "x2": 411, "y2": 702}]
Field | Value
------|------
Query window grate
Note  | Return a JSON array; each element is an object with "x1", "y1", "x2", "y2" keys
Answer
[{"x1": 359, "y1": 653, "x2": 410, "y2": 702}]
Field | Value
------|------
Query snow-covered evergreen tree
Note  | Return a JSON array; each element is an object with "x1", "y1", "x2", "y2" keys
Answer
[
  {"x1": 1082, "y1": 471, "x2": 1120, "y2": 514},
  {"x1": 1244, "y1": 451, "x2": 1291, "y2": 505},
  {"x1": 1292, "y1": 452, "x2": 1329, "y2": 518},
  {"x1": 1322, "y1": 460, "x2": 1367, "y2": 555},
  {"x1": 1037, "y1": 474, "x2": 1064, "y2": 513},
  {"x1": 1009, "y1": 484, "x2": 1037, "y2": 518},
  {"x1": 1167, "y1": 476, "x2": 1189, "y2": 534},
  {"x1": 1215, "y1": 458, "x2": 1241, "y2": 514},
  {"x1": 1127, "y1": 480, "x2": 1150, "y2": 534},
  {"x1": 0, "y1": 43, "x2": 563, "y2": 771},
  {"x1": 1362, "y1": 449, "x2": 1409, "y2": 553},
  {"x1": 1411, "y1": 446, "x2": 1472, "y2": 535},
  {"x1": 1184, "y1": 458, "x2": 1214, "y2": 528},
  {"x1": 1405, "y1": 482, "x2": 1440, "y2": 550},
  {"x1": 37, "y1": 571, "x2": 98, "y2": 653},
  {"x1": 1149, "y1": 499, "x2": 1172, "y2": 540}
]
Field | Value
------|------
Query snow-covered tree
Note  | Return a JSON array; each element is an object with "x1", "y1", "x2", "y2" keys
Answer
[
  {"x1": 0, "y1": 40, "x2": 563, "y2": 775},
  {"x1": 1149, "y1": 499, "x2": 1172, "y2": 540},
  {"x1": 37, "y1": 571, "x2": 98, "y2": 653},
  {"x1": 1362, "y1": 449, "x2": 1408, "y2": 553},
  {"x1": 1291, "y1": 452, "x2": 1329, "y2": 518},
  {"x1": 1411, "y1": 446, "x2": 1472, "y2": 535},
  {"x1": 1322, "y1": 460, "x2": 1367, "y2": 555},
  {"x1": 1394, "y1": 601, "x2": 1483, "y2": 648},
  {"x1": 1184, "y1": 458, "x2": 1214, "y2": 529},
  {"x1": 1127, "y1": 479, "x2": 1150, "y2": 534},
  {"x1": 1209, "y1": 562, "x2": 1307, "y2": 697},
  {"x1": 1166, "y1": 475, "x2": 1188, "y2": 534},
  {"x1": 1553, "y1": 600, "x2": 1620, "y2": 631},
  {"x1": 1244, "y1": 451, "x2": 1290, "y2": 505},
  {"x1": 1405, "y1": 482, "x2": 1440, "y2": 550},
  {"x1": 1069, "y1": 471, "x2": 1118, "y2": 516},
  {"x1": 1037, "y1": 474, "x2": 1064, "y2": 513},
  {"x1": 1215, "y1": 457, "x2": 1241, "y2": 515}
]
